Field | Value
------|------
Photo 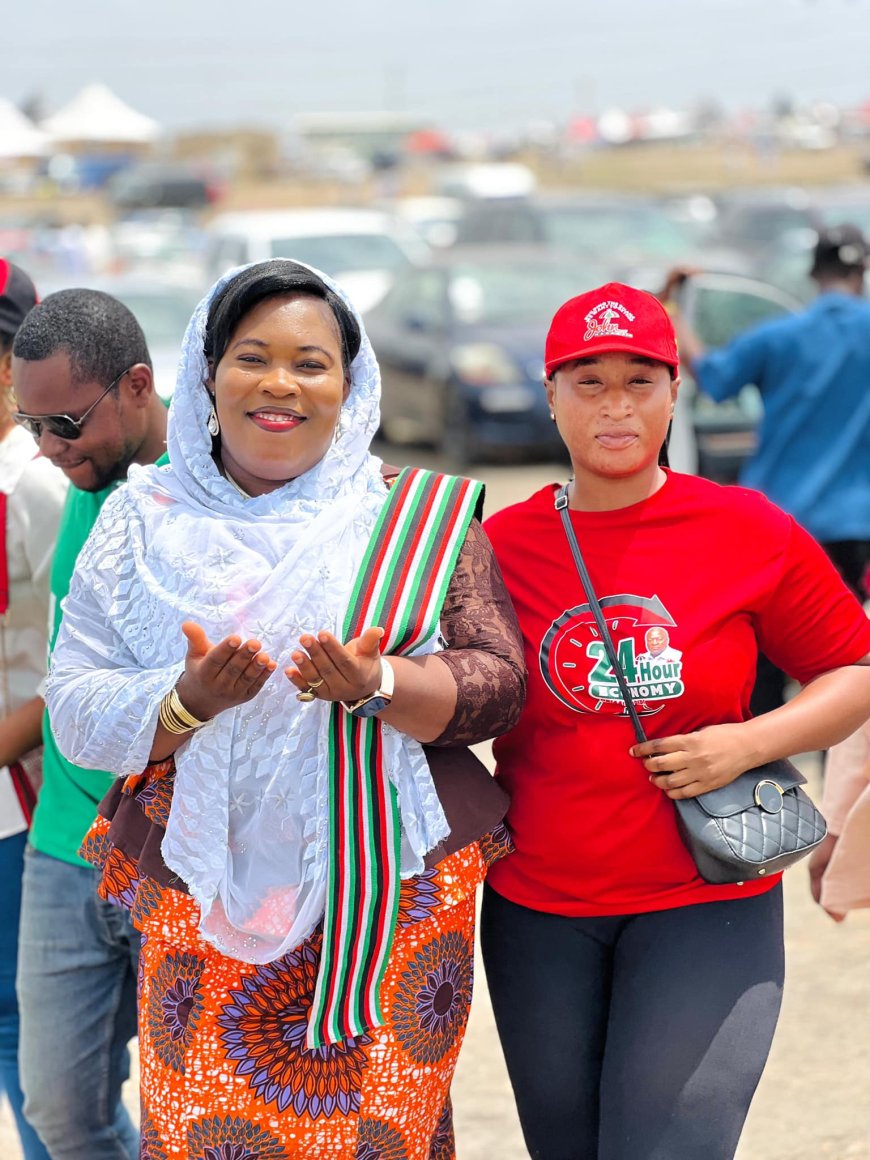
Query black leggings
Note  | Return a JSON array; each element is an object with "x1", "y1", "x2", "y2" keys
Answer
[{"x1": 480, "y1": 883, "x2": 784, "y2": 1160}]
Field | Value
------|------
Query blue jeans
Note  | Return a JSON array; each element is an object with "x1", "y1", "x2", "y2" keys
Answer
[
  {"x1": 0, "y1": 831, "x2": 51, "y2": 1160},
  {"x1": 16, "y1": 846, "x2": 140, "y2": 1160}
]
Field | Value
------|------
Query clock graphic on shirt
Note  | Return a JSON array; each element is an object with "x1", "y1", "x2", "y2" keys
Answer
[{"x1": 539, "y1": 593, "x2": 685, "y2": 717}]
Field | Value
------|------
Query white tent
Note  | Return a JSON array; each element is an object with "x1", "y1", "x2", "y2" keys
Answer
[
  {"x1": 0, "y1": 99, "x2": 48, "y2": 158},
  {"x1": 597, "y1": 108, "x2": 634, "y2": 146},
  {"x1": 41, "y1": 83, "x2": 159, "y2": 146},
  {"x1": 638, "y1": 107, "x2": 693, "y2": 142}
]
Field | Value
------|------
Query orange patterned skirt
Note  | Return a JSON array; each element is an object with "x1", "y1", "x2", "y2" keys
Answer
[{"x1": 82, "y1": 792, "x2": 512, "y2": 1160}]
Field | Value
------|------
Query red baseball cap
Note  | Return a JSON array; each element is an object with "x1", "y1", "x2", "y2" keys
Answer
[
  {"x1": 545, "y1": 281, "x2": 679, "y2": 377},
  {"x1": 0, "y1": 259, "x2": 38, "y2": 338}
]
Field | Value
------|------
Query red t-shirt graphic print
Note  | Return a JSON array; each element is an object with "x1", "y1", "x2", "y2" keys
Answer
[{"x1": 542, "y1": 594, "x2": 685, "y2": 719}]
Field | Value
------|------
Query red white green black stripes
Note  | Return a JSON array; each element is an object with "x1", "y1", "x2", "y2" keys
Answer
[{"x1": 307, "y1": 468, "x2": 483, "y2": 1048}]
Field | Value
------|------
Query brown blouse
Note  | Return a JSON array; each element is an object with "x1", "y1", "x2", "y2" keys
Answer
[{"x1": 433, "y1": 518, "x2": 526, "y2": 745}]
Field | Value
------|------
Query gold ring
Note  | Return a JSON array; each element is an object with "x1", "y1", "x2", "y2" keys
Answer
[
  {"x1": 296, "y1": 690, "x2": 316, "y2": 703},
  {"x1": 308, "y1": 678, "x2": 325, "y2": 689}
]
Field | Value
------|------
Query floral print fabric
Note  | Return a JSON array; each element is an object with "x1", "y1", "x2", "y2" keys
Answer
[{"x1": 82, "y1": 807, "x2": 511, "y2": 1159}]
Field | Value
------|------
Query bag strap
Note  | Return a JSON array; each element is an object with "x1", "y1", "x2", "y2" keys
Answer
[{"x1": 554, "y1": 484, "x2": 648, "y2": 745}]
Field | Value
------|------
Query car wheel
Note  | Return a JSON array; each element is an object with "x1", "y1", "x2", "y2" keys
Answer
[{"x1": 438, "y1": 387, "x2": 479, "y2": 469}]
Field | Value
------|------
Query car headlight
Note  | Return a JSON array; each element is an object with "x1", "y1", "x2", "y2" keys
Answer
[{"x1": 450, "y1": 343, "x2": 524, "y2": 386}]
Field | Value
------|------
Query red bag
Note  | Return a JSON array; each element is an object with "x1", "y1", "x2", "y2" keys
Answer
[{"x1": 8, "y1": 761, "x2": 36, "y2": 825}]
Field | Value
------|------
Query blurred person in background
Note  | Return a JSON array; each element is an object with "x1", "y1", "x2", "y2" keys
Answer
[
  {"x1": 810, "y1": 717, "x2": 870, "y2": 921},
  {"x1": 43, "y1": 259, "x2": 523, "y2": 1159},
  {"x1": 482, "y1": 283, "x2": 870, "y2": 1160},
  {"x1": 0, "y1": 261, "x2": 67, "y2": 1160},
  {"x1": 663, "y1": 226, "x2": 870, "y2": 714},
  {"x1": 11, "y1": 290, "x2": 168, "y2": 1160},
  {"x1": 810, "y1": 589, "x2": 870, "y2": 922}
]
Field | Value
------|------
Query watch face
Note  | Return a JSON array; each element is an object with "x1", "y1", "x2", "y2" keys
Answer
[{"x1": 351, "y1": 695, "x2": 390, "y2": 718}]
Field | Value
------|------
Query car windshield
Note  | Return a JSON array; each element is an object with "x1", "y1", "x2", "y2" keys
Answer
[
  {"x1": 447, "y1": 263, "x2": 596, "y2": 326},
  {"x1": 542, "y1": 205, "x2": 692, "y2": 258},
  {"x1": 819, "y1": 201, "x2": 870, "y2": 237},
  {"x1": 690, "y1": 286, "x2": 794, "y2": 349},
  {"x1": 116, "y1": 287, "x2": 201, "y2": 348},
  {"x1": 269, "y1": 233, "x2": 409, "y2": 272}
]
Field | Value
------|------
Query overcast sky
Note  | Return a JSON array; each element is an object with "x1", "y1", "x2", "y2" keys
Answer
[{"x1": 8, "y1": 0, "x2": 870, "y2": 132}]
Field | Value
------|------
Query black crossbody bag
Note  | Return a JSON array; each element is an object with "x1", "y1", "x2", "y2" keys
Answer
[{"x1": 555, "y1": 485, "x2": 827, "y2": 885}]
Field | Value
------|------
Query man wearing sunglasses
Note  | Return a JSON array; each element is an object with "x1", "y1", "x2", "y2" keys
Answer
[{"x1": 11, "y1": 288, "x2": 167, "y2": 1160}]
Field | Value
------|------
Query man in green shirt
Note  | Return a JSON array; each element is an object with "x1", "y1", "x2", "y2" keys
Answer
[{"x1": 11, "y1": 289, "x2": 168, "y2": 1160}]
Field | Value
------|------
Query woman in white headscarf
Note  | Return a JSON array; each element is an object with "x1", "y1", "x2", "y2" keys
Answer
[{"x1": 45, "y1": 259, "x2": 525, "y2": 1160}]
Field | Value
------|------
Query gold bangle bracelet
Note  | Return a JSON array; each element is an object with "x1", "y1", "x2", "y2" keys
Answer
[
  {"x1": 167, "y1": 688, "x2": 208, "y2": 730},
  {"x1": 158, "y1": 699, "x2": 190, "y2": 736},
  {"x1": 158, "y1": 690, "x2": 208, "y2": 736},
  {"x1": 158, "y1": 698, "x2": 192, "y2": 736}
]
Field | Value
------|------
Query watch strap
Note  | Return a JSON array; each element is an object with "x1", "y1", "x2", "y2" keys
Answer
[{"x1": 343, "y1": 657, "x2": 394, "y2": 714}]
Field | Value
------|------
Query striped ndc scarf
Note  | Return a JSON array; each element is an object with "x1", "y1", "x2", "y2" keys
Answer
[{"x1": 308, "y1": 466, "x2": 482, "y2": 1048}]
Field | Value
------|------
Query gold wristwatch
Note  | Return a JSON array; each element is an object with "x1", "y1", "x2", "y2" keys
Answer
[{"x1": 343, "y1": 657, "x2": 395, "y2": 718}]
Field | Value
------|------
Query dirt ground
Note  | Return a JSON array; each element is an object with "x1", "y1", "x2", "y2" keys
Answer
[{"x1": 2, "y1": 458, "x2": 869, "y2": 1159}]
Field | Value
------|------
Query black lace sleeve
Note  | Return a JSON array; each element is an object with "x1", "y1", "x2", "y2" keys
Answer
[{"x1": 429, "y1": 519, "x2": 527, "y2": 746}]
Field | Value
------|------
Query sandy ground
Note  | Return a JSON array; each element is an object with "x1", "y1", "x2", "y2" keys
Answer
[{"x1": 2, "y1": 458, "x2": 869, "y2": 1159}]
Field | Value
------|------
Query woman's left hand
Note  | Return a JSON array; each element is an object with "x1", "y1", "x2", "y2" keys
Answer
[
  {"x1": 631, "y1": 723, "x2": 757, "y2": 799},
  {"x1": 285, "y1": 627, "x2": 385, "y2": 703}
]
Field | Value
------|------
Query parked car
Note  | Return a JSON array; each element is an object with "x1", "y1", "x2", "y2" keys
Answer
[
  {"x1": 814, "y1": 184, "x2": 870, "y2": 238},
  {"x1": 669, "y1": 271, "x2": 804, "y2": 482},
  {"x1": 707, "y1": 187, "x2": 821, "y2": 298},
  {"x1": 366, "y1": 247, "x2": 606, "y2": 466},
  {"x1": 108, "y1": 278, "x2": 203, "y2": 398},
  {"x1": 205, "y1": 209, "x2": 429, "y2": 314},
  {"x1": 451, "y1": 192, "x2": 748, "y2": 291},
  {"x1": 110, "y1": 209, "x2": 209, "y2": 283},
  {"x1": 453, "y1": 192, "x2": 700, "y2": 252},
  {"x1": 383, "y1": 196, "x2": 465, "y2": 248},
  {"x1": 106, "y1": 164, "x2": 220, "y2": 211}
]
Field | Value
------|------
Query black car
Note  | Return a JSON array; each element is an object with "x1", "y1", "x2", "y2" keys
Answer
[
  {"x1": 365, "y1": 247, "x2": 606, "y2": 466},
  {"x1": 107, "y1": 164, "x2": 218, "y2": 211}
]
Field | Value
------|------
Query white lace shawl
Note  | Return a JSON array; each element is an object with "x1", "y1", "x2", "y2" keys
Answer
[{"x1": 45, "y1": 264, "x2": 448, "y2": 963}]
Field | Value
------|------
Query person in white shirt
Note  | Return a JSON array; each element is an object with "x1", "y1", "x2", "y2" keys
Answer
[{"x1": 0, "y1": 260, "x2": 67, "y2": 1160}]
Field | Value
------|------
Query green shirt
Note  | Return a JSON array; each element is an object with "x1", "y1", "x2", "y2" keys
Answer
[{"x1": 30, "y1": 455, "x2": 169, "y2": 865}]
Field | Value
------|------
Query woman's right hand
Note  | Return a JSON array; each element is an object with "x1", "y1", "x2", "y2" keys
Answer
[{"x1": 174, "y1": 621, "x2": 277, "y2": 723}]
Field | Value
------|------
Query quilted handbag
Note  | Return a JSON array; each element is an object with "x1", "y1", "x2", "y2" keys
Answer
[
  {"x1": 670, "y1": 756, "x2": 826, "y2": 884},
  {"x1": 554, "y1": 486, "x2": 827, "y2": 885}
]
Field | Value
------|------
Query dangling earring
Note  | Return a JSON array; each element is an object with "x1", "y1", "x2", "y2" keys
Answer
[
  {"x1": 333, "y1": 409, "x2": 344, "y2": 441},
  {"x1": 207, "y1": 404, "x2": 220, "y2": 437}
]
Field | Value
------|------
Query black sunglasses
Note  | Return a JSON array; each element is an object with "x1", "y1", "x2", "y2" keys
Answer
[{"x1": 13, "y1": 367, "x2": 131, "y2": 442}]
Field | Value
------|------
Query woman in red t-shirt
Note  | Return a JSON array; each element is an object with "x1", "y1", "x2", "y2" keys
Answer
[{"x1": 482, "y1": 282, "x2": 870, "y2": 1160}]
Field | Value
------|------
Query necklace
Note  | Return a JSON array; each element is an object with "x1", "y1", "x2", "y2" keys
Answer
[{"x1": 220, "y1": 464, "x2": 252, "y2": 498}]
